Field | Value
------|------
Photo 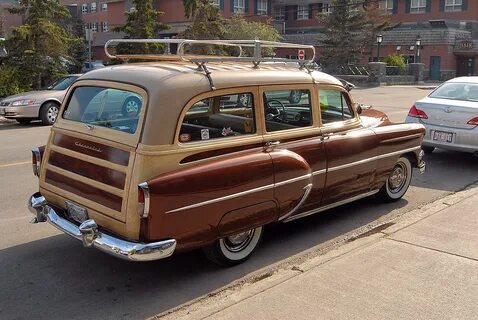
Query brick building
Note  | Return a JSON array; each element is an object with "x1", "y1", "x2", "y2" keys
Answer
[
  {"x1": 274, "y1": 0, "x2": 478, "y2": 80},
  {"x1": 0, "y1": 0, "x2": 22, "y2": 38}
]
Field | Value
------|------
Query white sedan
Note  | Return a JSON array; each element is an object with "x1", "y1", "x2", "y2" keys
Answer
[{"x1": 405, "y1": 77, "x2": 478, "y2": 155}]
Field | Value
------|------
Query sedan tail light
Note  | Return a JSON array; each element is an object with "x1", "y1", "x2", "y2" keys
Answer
[
  {"x1": 31, "y1": 147, "x2": 41, "y2": 177},
  {"x1": 408, "y1": 105, "x2": 428, "y2": 119},
  {"x1": 138, "y1": 182, "x2": 150, "y2": 218},
  {"x1": 466, "y1": 117, "x2": 478, "y2": 126}
]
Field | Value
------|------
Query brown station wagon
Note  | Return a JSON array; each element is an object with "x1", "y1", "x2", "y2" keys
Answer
[{"x1": 28, "y1": 40, "x2": 426, "y2": 266}]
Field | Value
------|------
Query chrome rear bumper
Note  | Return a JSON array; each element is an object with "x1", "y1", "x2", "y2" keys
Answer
[{"x1": 28, "y1": 193, "x2": 176, "y2": 261}]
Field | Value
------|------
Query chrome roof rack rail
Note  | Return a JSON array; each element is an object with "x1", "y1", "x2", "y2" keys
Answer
[{"x1": 104, "y1": 38, "x2": 316, "y2": 67}]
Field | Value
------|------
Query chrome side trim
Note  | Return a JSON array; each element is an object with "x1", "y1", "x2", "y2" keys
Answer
[
  {"x1": 381, "y1": 133, "x2": 423, "y2": 144},
  {"x1": 376, "y1": 146, "x2": 421, "y2": 160},
  {"x1": 274, "y1": 173, "x2": 311, "y2": 187},
  {"x1": 283, "y1": 189, "x2": 380, "y2": 223},
  {"x1": 28, "y1": 193, "x2": 176, "y2": 262},
  {"x1": 138, "y1": 182, "x2": 150, "y2": 218},
  {"x1": 312, "y1": 168, "x2": 326, "y2": 176},
  {"x1": 279, "y1": 184, "x2": 313, "y2": 221}
]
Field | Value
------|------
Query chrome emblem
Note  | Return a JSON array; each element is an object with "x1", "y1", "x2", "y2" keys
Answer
[
  {"x1": 74, "y1": 141, "x2": 102, "y2": 153},
  {"x1": 444, "y1": 106, "x2": 452, "y2": 113},
  {"x1": 85, "y1": 124, "x2": 95, "y2": 130}
]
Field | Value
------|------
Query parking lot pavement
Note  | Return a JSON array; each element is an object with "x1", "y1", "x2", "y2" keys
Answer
[{"x1": 159, "y1": 184, "x2": 478, "y2": 320}]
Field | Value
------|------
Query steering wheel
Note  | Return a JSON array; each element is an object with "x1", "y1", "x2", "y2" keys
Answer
[{"x1": 266, "y1": 99, "x2": 286, "y2": 122}]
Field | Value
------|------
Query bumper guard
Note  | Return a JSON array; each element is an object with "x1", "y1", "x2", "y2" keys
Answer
[{"x1": 28, "y1": 193, "x2": 176, "y2": 261}]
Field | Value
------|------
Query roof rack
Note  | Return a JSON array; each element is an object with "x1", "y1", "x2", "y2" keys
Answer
[{"x1": 104, "y1": 39, "x2": 316, "y2": 67}]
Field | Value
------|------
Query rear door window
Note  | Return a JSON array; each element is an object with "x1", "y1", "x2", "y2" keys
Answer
[
  {"x1": 63, "y1": 86, "x2": 143, "y2": 134},
  {"x1": 179, "y1": 93, "x2": 255, "y2": 142}
]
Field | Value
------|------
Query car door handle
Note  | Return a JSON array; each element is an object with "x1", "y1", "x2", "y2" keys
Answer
[{"x1": 264, "y1": 141, "x2": 280, "y2": 151}]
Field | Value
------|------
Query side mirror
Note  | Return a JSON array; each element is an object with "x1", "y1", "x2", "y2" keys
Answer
[
  {"x1": 356, "y1": 104, "x2": 363, "y2": 114},
  {"x1": 338, "y1": 78, "x2": 356, "y2": 92}
]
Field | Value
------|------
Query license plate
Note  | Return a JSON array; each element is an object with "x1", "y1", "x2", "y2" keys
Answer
[
  {"x1": 65, "y1": 200, "x2": 88, "y2": 223},
  {"x1": 432, "y1": 130, "x2": 453, "y2": 143},
  {"x1": 0, "y1": 108, "x2": 4, "y2": 115}
]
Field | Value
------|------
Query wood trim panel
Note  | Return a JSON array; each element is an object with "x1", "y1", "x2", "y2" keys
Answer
[
  {"x1": 45, "y1": 170, "x2": 123, "y2": 212},
  {"x1": 49, "y1": 151, "x2": 126, "y2": 189},
  {"x1": 53, "y1": 133, "x2": 130, "y2": 166}
]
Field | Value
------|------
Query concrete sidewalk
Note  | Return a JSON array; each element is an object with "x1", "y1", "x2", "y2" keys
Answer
[{"x1": 159, "y1": 185, "x2": 478, "y2": 320}]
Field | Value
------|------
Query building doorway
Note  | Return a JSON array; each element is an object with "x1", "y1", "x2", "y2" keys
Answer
[
  {"x1": 457, "y1": 57, "x2": 475, "y2": 76},
  {"x1": 429, "y1": 56, "x2": 441, "y2": 81}
]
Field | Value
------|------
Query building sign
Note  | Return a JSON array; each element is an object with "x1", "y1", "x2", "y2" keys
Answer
[{"x1": 456, "y1": 40, "x2": 473, "y2": 50}]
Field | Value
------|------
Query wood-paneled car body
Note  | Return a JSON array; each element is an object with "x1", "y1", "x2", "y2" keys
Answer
[{"x1": 28, "y1": 40, "x2": 426, "y2": 265}]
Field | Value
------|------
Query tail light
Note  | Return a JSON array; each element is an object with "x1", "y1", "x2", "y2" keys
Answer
[
  {"x1": 31, "y1": 147, "x2": 41, "y2": 177},
  {"x1": 138, "y1": 182, "x2": 150, "y2": 218},
  {"x1": 466, "y1": 117, "x2": 478, "y2": 126},
  {"x1": 408, "y1": 105, "x2": 428, "y2": 119}
]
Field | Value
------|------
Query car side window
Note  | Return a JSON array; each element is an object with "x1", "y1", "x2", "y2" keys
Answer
[
  {"x1": 319, "y1": 89, "x2": 354, "y2": 124},
  {"x1": 179, "y1": 93, "x2": 255, "y2": 143},
  {"x1": 263, "y1": 89, "x2": 312, "y2": 132}
]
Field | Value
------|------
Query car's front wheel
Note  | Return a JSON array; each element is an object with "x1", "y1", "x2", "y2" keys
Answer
[
  {"x1": 378, "y1": 156, "x2": 412, "y2": 202},
  {"x1": 40, "y1": 102, "x2": 60, "y2": 125},
  {"x1": 202, "y1": 226, "x2": 263, "y2": 266}
]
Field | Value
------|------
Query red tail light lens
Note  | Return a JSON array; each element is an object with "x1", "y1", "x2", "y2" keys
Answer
[
  {"x1": 408, "y1": 105, "x2": 428, "y2": 119},
  {"x1": 467, "y1": 117, "x2": 478, "y2": 125},
  {"x1": 31, "y1": 147, "x2": 41, "y2": 177},
  {"x1": 138, "y1": 182, "x2": 150, "y2": 218}
]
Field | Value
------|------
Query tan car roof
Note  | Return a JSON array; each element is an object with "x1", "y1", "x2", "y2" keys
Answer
[{"x1": 79, "y1": 61, "x2": 342, "y2": 145}]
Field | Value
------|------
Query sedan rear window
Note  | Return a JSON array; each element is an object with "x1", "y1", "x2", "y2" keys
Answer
[
  {"x1": 429, "y1": 83, "x2": 478, "y2": 102},
  {"x1": 63, "y1": 86, "x2": 143, "y2": 134}
]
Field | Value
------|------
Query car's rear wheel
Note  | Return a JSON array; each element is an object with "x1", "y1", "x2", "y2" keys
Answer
[
  {"x1": 422, "y1": 146, "x2": 435, "y2": 154},
  {"x1": 202, "y1": 226, "x2": 263, "y2": 266},
  {"x1": 378, "y1": 156, "x2": 412, "y2": 202},
  {"x1": 40, "y1": 102, "x2": 60, "y2": 125},
  {"x1": 16, "y1": 119, "x2": 31, "y2": 125}
]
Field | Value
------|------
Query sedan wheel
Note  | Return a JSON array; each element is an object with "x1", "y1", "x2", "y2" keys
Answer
[
  {"x1": 203, "y1": 226, "x2": 263, "y2": 266},
  {"x1": 40, "y1": 103, "x2": 60, "y2": 125},
  {"x1": 379, "y1": 156, "x2": 412, "y2": 202}
]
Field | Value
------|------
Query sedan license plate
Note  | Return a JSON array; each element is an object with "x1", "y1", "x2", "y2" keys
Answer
[
  {"x1": 432, "y1": 130, "x2": 453, "y2": 143},
  {"x1": 65, "y1": 200, "x2": 88, "y2": 223}
]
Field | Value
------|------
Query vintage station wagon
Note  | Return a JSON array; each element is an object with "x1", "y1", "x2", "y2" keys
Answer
[{"x1": 28, "y1": 40, "x2": 426, "y2": 266}]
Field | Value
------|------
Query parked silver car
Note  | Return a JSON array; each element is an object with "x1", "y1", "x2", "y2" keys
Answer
[
  {"x1": 0, "y1": 74, "x2": 81, "y2": 125},
  {"x1": 405, "y1": 77, "x2": 478, "y2": 155}
]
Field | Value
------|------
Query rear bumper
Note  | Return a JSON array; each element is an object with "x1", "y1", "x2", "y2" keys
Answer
[
  {"x1": 28, "y1": 193, "x2": 176, "y2": 262},
  {"x1": 406, "y1": 116, "x2": 478, "y2": 153}
]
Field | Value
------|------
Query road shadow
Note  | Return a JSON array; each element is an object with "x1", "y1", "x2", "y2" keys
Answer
[
  {"x1": 0, "y1": 121, "x2": 44, "y2": 131},
  {"x1": 0, "y1": 197, "x2": 408, "y2": 320}
]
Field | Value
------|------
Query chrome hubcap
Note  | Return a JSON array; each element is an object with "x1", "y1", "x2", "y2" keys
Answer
[
  {"x1": 291, "y1": 90, "x2": 301, "y2": 101},
  {"x1": 47, "y1": 106, "x2": 59, "y2": 123},
  {"x1": 126, "y1": 101, "x2": 138, "y2": 113},
  {"x1": 223, "y1": 229, "x2": 255, "y2": 252},
  {"x1": 388, "y1": 162, "x2": 407, "y2": 193}
]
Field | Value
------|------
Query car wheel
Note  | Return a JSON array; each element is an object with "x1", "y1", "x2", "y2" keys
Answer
[
  {"x1": 122, "y1": 96, "x2": 141, "y2": 117},
  {"x1": 40, "y1": 102, "x2": 60, "y2": 125},
  {"x1": 422, "y1": 146, "x2": 435, "y2": 154},
  {"x1": 378, "y1": 156, "x2": 412, "y2": 202},
  {"x1": 16, "y1": 119, "x2": 31, "y2": 125},
  {"x1": 289, "y1": 90, "x2": 302, "y2": 103},
  {"x1": 202, "y1": 226, "x2": 263, "y2": 266}
]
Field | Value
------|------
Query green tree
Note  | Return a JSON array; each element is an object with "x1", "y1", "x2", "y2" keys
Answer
[
  {"x1": 7, "y1": 0, "x2": 71, "y2": 89},
  {"x1": 114, "y1": 0, "x2": 169, "y2": 56},
  {"x1": 67, "y1": 17, "x2": 88, "y2": 73},
  {"x1": 183, "y1": 0, "x2": 198, "y2": 19},
  {"x1": 318, "y1": 0, "x2": 367, "y2": 71},
  {"x1": 180, "y1": 0, "x2": 224, "y2": 41}
]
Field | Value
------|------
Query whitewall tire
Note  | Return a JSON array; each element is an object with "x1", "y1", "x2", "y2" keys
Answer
[
  {"x1": 379, "y1": 156, "x2": 412, "y2": 202},
  {"x1": 203, "y1": 226, "x2": 263, "y2": 266}
]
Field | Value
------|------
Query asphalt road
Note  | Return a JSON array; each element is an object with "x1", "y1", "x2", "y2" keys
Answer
[{"x1": 0, "y1": 86, "x2": 477, "y2": 320}]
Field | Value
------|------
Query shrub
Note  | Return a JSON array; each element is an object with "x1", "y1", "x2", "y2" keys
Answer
[
  {"x1": 385, "y1": 54, "x2": 406, "y2": 70},
  {"x1": 0, "y1": 65, "x2": 26, "y2": 98}
]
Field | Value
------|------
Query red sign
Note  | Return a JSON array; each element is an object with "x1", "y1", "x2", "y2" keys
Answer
[{"x1": 298, "y1": 49, "x2": 305, "y2": 60}]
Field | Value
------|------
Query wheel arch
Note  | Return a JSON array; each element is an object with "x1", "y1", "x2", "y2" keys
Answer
[{"x1": 38, "y1": 99, "x2": 61, "y2": 117}]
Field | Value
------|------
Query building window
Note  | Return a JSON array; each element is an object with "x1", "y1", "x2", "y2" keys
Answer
[
  {"x1": 321, "y1": 3, "x2": 331, "y2": 14},
  {"x1": 445, "y1": 0, "x2": 462, "y2": 11},
  {"x1": 297, "y1": 5, "x2": 308, "y2": 20},
  {"x1": 410, "y1": 0, "x2": 426, "y2": 13},
  {"x1": 91, "y1": 22, "x2": 98, "y2": 32},
  {"x1": 101, "y1": 3, "x2": 107, "y2": 11},
  {"x1": 379, "y1": 0, "x2": 394, "y2": 14},
  {"x1": 90, "y1": 2, "x2": 97, "y2": 13},
  {"x1": 81, "y1": 3, "x2": 88, "y2": 13},
  {"x1": 233, "y1": 0, "x2": 245, "y2": 13},
  {"x1": 274, "y1": 6, "x2": 285, "y2": 20},
  {"x1": 257, "y1": 0, "x2": 267, "y2": 15},
  {"x1": 102, "y1": 21, "x2": 108, "y2": 32}
]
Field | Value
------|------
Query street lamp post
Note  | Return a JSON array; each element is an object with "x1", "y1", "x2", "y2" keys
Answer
[
  {"x1": 376, "y1": 34, "x2": 383, "y2": 62},
  {"x1": 415, "y1": 35, "x2": 421, "y2": 63}
]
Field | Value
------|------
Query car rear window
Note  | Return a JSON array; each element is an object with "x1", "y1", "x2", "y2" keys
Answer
[
  {"x1": 429, "y1": 82, "x2": 478, "y2": 102},
  {"x1": 63, "y1": 86, "x2": 143, "y2": 134}
]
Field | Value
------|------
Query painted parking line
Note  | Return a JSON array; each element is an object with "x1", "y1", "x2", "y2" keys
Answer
[{"x1": 0, "y1": 161, "x2": 31, "y2": 168}]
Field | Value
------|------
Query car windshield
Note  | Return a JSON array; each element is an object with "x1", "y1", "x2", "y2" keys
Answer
[
  {"x1": 429, "y1": 82, "x2": 478, "y2": 102},
  {"x1": 63, "y1": 86, "x2": 143, "y2": 134},
  {"x1": 48, "y1": 76, "x2": 79, "y2": 90}
]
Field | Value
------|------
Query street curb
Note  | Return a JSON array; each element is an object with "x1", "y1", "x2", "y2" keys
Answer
[{"x1": 152, "y1": 182, "x2": 478, "y2": 320}]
